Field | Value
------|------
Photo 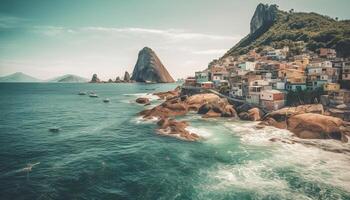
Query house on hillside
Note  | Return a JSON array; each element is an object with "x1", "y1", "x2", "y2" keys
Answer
[
  {"x1": 319, "y1": 48, "x2": 336, "y2": 59},
  {"x1": 238, "y1": 62, "x2": 256, "y2": 71},
  {"x1": 260, "y1": 90, "x2": 285, "y2": 111}
]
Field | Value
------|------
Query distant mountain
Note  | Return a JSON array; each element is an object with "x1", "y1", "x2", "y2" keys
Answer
[
  {"x1": 0, "y1": 72, "x2": 41, "y2": 82},
  {"x1": 48, "y1": 74, "x2": 88, "y2": 83},
  {"x1": 223, "y1": 3, "x2": 350, "y2": 58},
  {"x1": 131, "y1": 47, "x2": 175, "y2": 83}
]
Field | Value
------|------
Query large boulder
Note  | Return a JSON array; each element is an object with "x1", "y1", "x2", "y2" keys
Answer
[
  {"x1": 265, "y1": 104, "x2": 324, "y2": 121},
  {"x1": 239, "y1": 108, "x2": 263, "y2": 121},
  {"x1": 248, "y1": 108, "x2": 262, "y2": 121},
  {"x1": 186, "y1": 93, "x2": 221, "y2": 110},
  {"x1": 287, "y1": 113, "x2": 349, "y2": 142},
  {"x1": 131, "y1": 47, "x2": 175, "y2": 83}
]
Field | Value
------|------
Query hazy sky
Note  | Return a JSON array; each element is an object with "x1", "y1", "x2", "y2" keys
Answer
[{"x1": 0, "y1": 0, "x2": 349, "y2": 80}]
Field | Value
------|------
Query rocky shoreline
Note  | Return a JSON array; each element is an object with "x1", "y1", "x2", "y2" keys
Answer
[{"x1": 136, "y1": 87, "x2": 350, "y2": 147}]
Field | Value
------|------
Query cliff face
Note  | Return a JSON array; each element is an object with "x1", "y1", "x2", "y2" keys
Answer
[
  {"x1": 131, "y1": 47, "x2": 174, "y2": 83},
  {"x1": 250, "y1": 3, "x2": 278, "y2": 34}
]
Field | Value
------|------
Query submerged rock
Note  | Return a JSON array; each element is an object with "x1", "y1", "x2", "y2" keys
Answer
[{"x1": 136, "y1": 97, "x2": 150, "y2": 104}]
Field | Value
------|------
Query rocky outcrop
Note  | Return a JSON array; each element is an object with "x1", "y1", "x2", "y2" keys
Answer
[
  {"x1": 136, "y1": 97, "x2": 150, "y2": 104},
  {"x1": 123, "y1": 71, "x2": 131, "y2": 82},
  {"x1": 157, "y1": 118, "x2": 200, "y2": 141},
  {"x1": 287, "y1": 113, "x2": 349, "y2": 142},
  {"x1": 153, "y1": 87, "x2": 180, "y2": 100},
  {"x1": 131, "y1": 47, "x2": 175, "y2": 83},
  {"x1": 197, "y1": 98, "x2": 237, "y2": 118},
  {"x1": 89, "y1": 74, "x2": 100, "y2": 83},
  {"x1": 237, "y1": 107, "x2": 263, "y2": 121},
  {"x1": 115, "y1": 76, "x2": 121, "y2": 83},
  {"x1": 250, "y1": 3, "x2": 278, "y2": 34},
  {"x1": 140, "y1": 93, "x2": 236, "y2": 120}
]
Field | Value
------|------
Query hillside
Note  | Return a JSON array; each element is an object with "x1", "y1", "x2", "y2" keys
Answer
[
  {"x1": 0, "y1": 72, "x2": 41, "y2": 82},
  {"x1": 223, "y1": 3, "x2": 350, "y2": 58},
  {"x1": 48, "y1": 74, "x2": 88, "y2": 83}
]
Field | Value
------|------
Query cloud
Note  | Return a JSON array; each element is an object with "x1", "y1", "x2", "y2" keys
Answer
[
  {"x1": 34, "y1": 26, "x2": 240, "y2": 41},
  {"x1": 32, "y1": 26, "x2": 76, "y2": 36}
]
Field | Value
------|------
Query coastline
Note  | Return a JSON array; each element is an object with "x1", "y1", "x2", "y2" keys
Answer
[{"x1": 135, "y1": 86, "x2": 350, "y2": 152}]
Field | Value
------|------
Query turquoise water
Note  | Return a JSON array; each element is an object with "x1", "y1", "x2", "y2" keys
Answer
[{"x1": 0, "y1": 83, "x2": 349, "y2": 200}]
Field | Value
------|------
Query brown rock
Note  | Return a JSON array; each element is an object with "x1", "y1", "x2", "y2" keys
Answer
[
  {"x1": 153, "y1": 87, "x2": 180, "y2": 100},
  {"x1": 136, "y1": 97, "x2": 150, "y2": 104},
  {"x1": 248, "y1": 108, "x2": 261, "y2": 121},
  {"x1": 156, "y1": 118, "x2": 200, "y2": 141},
  {"x1": 202, "y1": 110, "x2": 222, "y2": 118},
  {"x1": 287, "y1": 113, "x2": 347, "y2": 141}
]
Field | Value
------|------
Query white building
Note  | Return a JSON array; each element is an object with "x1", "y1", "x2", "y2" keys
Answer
[{"x1": 238, "y1": 62, "x2": 256, "y2": 71}]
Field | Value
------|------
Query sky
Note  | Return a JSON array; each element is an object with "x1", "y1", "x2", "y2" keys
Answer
[{"x1": 0, "y1": 0, "x2": 350, "y2": 80}]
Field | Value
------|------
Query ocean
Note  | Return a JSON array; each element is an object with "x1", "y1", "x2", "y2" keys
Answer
[{"x1": 0, "y1": 83, "x2": 349, "y2": 200}]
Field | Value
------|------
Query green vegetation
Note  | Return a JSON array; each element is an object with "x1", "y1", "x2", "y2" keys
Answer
[
  {"x1": 225, "y1": 10, "x2": 350, "y2": 58},
  {"x1": 286, "y1": 88, "x2": 325, "y2": 106}
]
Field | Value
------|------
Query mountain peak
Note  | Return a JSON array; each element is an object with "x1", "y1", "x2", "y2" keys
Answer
[
  {"x1": 250, "y1": 3, "x2": 278, "y2": 34},
  {"x1": 131, "y1": 47, "x2": 175, "y2": 83},
  {"x1": 0, "y1": 72, "x2": 41, "y2": 82}
]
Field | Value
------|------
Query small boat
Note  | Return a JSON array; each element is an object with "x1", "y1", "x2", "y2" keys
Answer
[
  {"x1": 78, "y1": 91, "x2": 87, "y2": 95},
  {"x1": 49, "y1": 127, "x2": 60, "y2": 133},
  {"x1": 89, "y1": 93, "x2": 98, "y2": 98},
  {"x1": 103, "y1": 98, "x2": 110, "y2": 103}
]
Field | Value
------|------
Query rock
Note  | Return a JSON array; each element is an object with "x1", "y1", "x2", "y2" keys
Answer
[
  {"x1": 238, "y1": 108, "x2": 262, "y2": 121},
  {"x1": 265, "y1": 104, "x2": 324, "y2": 121},
  {"x1": 258, "y1": 117, "x2": 287, "y2": 129},
  {"x1": 202, "y1": 110, "x2": 222, "y2": 118},
  {"x1": 154, "y1": 87, "x2": 180, "y2": 100},
  {"x1": 123, "y1": 71, "x2": 131, "y2": 82},
  {"x1": 236, "y1": 103, "x2": 254, "y2": 114},
  {"x1": 136, "y1": 97, "x2": 150, "y2": 104},
  {"x1": 156, "y1": 118, "x2": 200, "y2": 141},
  {"x1": 186, "y1": 93, "x2": 221, "y2": 110},
  {"x1": 131, "y1": 47, "x2": 175, "y2": 83},
  {"x1": 222, "y1": 105, "x2": 238, "y2": 118},
  {"x1": 239, "y1": 112, "x2": 250, "y2": 120},
  {"x1": 115, "y1": 76, "x2": 121, "y2": 83},
  {"x1": 108, "y1": 78, "x2": 113, "y2": 83},
  {"x1": 140, "y1": 98, "x2": 188, "y2": 119},
  {"x1": 90, "y1": 74, "x2": 100, "y2": 83},
  {"x1": 287, "y1": 113, "x2": 348, "y2": 142},
  {"x1": 248, "y1": 108, "x2": 262, "y2": 121},
  {"x1": 198, "y1": 104, "x2": 211, "y2": 114},
  {"x1": 250, "y1": 3, "x2": 278, "y2": 34}
]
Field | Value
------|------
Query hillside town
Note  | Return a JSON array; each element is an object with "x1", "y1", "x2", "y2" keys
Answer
[{"x1": 183, "y1": 45, "x2": 350, "y2": 121}]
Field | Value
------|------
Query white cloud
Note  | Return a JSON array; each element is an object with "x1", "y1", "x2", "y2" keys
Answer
[{"x1": 35, "y1": 26, "x2": 240, "y2": 41}]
